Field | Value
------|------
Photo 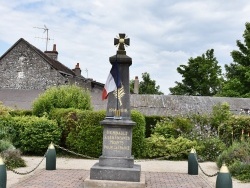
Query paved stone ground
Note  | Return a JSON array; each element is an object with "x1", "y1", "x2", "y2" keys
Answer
[
  {"x1": 6, "y1": 157, "x2": 250, "y2": 188},
  {"x1": 10, "y1": 169, "x2": 213, "y2": 188},
  {"x1": 145, "y1": 172, "x2": 212, "y2": 188}
]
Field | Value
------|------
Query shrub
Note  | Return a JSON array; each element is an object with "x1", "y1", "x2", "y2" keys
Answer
[
  {"x1": 181, "y1": 114, "x2": 225, "y2": 161},
  {"x1": 196, "y1": 136, "x2": 226, "y2": 161},
  {"x1": 51, "y1": 109, "x2": 146, "y2": 158},
  {"x1": 217, "y1": 141, "x2": 250, "y2": 182},
  {"x1": 152, "y1": 116, "x2": 193, "y2": 139},
  {"x1": 153, "y1": 120, "x2": 178, "y2": 138},
  {"x1": 219, "y1": 115, "x2": 250, "y2": 145},
  {"x1": 49, "y1": 108, "x2": 83, "y2": 147},
  {"x1": 9, "y1": 109, "x2": 33, "y2": 117},
  {"x1": 20, "y1": 116, "x2": 61, "y2": 154},
  {"x1": 173, "y1": 116, "x2": 193, "y2": 134},
  {"x1": 210, "y1": 102, "x2": 232, "y2": 131},
  {"x1": 1, "y1": 149, "x2": 26, "y2": 169},
  {"x1": 32, "y1": 85, "x2": 92, "y2": 117},
  {"x1": 144, "y1": 115, "x2": 164, "y2": 137},
  {"x1": 4, "y1": 116, "x2": 61, "y2": 155},
  {"x1": 230, "y1": 162, "x2": 250, "y2": 182},
  {"x1": 0, "y1": 101, "x2": 11, "y2": 116},
  {"x1": 0, "y1": 140, "x2": 15, "y2": 152},
  {"x1": 187, "y1": 113, "x2": 211, "y2": 137},
  {"x1": 0, "y1": 116, "x2": 17, "y2": 141},
  {"x1": 144, "y1": 135, "x2": 197, "y2": 159},
  {"x1": 65, "y1": 110, "x2": 106, "y2": 158}
]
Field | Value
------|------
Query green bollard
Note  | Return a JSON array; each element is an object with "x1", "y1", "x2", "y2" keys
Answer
[
  {"x1": 216, "y1": 163, "x2": 232, "y2": 188},
  {"x1": 0, "y1": 156, "x2": 7, "y2": 188},
  {"x1": 46, "y1": 143, "x2": 56, "y2": 170},
  {"x1": 188, "y1": 148, "x2": 198, "y2": 175}
]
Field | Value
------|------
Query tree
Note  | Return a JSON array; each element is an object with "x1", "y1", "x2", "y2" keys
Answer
[
  {"x1": 220, "y1": 22, "x2": 250, "y2": 97},
  {"x1": 169, "y1": 49, "x2": 223, "y2": 96},
  {"x1": 32, "y1": 85, "x2": 92, "y2": 116},
  {"x1": 130, "y1": 72, "x2": 163, "y2": 94}
]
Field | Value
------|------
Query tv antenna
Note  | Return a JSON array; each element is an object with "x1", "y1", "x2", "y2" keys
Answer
[
  {"x1": 33, "y1": 25, "x2": 53, "y2": 51},
  {"x1": 85, "y1": 68, "x2": 88, "y2": 78}
]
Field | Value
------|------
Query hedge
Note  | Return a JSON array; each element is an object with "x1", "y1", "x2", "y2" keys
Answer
[
  {"x1": 131, "y1": 110, "x2": 146, "y2": 158},
  {"x1": 50, "y1": 109, "x2": 146, "y2": 158},
  {"x1": 0, "y1": 116, "x2": 61, "y2": 154},
  {"x1": 32, "y1": 85, "x2": 92, "y2": 117}
]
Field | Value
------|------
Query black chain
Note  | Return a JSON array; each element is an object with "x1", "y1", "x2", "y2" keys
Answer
[
  {"x1": 54, "y1": 144, "x2": 97, "y2": 159},
  {"x1": 194, "y1": 153, "x2": 218, "y2": 177},
  {"x1": 6, "y1": 149, "x2": 48, "y2": 175},
  {"x1": 135, "y1": 156, "x2": 167, "y2": 162},
  {"x1": 5, "y1": 143, "x2": 218, "y2": 178}
]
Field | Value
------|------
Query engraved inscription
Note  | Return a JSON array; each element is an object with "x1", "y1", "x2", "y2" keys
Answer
[
  {"x1": 108, "y1": 108, "x2": 128, "y2": 113},
  {"x1": 104, "y1": 129, "x2": 131, "y2": 151}
]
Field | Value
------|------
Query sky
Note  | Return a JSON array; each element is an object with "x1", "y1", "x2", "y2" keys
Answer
[{"x1": 0, "y1": 0, "x2": 250, "y2": 94}]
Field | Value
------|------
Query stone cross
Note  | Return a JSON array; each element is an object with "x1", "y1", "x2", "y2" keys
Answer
[
  {"x1": 114, "y1": 33, "x2": 130, "y2": 51},
  {"x1": 106, "y1": 34, "x2": 132, "y2": 119}
]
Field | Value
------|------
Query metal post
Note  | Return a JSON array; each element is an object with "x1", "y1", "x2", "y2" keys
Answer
[
  {"x1": 46, "y1": 143, "x2": 56, "y2": 170},
  {"x1": 188, "y1": 148, "x2": 198, "y2": 175},
  {"x1": 0, "y1": 157, "x2": 7, "y2": 188},
  {"x1": 216, "y1": 163, "x2": 232, "y2": 188}
]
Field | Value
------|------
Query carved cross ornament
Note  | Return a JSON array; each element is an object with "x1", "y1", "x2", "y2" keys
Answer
[{"x1": 114, "y1": 33, "x2": 130, "y2": 51}]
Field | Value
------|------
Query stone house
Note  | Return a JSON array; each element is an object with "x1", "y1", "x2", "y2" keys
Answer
[
  {"x1": 0, "y1": 38, "x2": 105, "y2": 109},
  {"x1": 0, "y1": 38, "x2": 103, "y2": 91}
]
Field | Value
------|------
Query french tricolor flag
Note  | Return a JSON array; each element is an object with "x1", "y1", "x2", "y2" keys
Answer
[{"x1": 102, "y1": 61, "x2": 121, "y2": 100}]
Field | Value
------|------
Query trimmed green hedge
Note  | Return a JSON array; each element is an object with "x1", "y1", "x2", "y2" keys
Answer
[
  {"x1": 131, "y1": 110, "x2": 146, "y2": 158},
  {"x1": 49, "y1": 108, "x2": 84, "y2": 147},
  {"x1": 63, "y1": 110, "x2": 105, "y2": 158},
  {"x1": 0, "y1": 116, "x2": 61, "y2": 155},
  {"x1": 50, "y1": 109, "x2": 146, "y2": 158}
]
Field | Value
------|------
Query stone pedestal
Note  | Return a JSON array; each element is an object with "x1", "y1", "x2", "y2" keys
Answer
[
  {"x1": 89, "y1": 119, "x2": 141, "y2": 182},
  {"x1": 84, "y1": 174, "x2": 145, "y2": 188}
]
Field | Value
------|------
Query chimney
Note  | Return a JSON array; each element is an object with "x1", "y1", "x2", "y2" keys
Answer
[
  {"x1": 44, "y1": 44, "x2": 58, "y2": 60},
  {"x1": 134, "y1": 76, "x2": 139, "y2": 94},
  {"x1": 73, "y1": 63, "x2": 81, "y2": 76}
]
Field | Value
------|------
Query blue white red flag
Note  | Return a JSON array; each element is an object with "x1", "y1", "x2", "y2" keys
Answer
[{"x1": 102, "y1": 61, "x2": 121, "y2": 100}]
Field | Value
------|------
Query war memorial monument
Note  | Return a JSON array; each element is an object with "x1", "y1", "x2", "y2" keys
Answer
[{"x1": 84, "y1": 34, "x2": 145, "y2": 188}]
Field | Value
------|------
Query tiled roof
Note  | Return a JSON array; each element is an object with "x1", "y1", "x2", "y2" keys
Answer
[{"x1": 0, "y1": 38, "x2": 76, "y2": 76}]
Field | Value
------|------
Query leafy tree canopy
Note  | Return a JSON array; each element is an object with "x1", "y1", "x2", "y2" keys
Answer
[
  {"x1": 169, "y1": 49, "x2": 223, "y2": 96},
  {"x1": 220, "y1": 22, "x2": 250, "y2": 98},
  {"x1": 130, "y1": 72, "x2": 163, "y2": 95}
]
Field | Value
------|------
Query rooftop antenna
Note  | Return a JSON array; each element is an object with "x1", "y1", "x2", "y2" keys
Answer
[
  {"x1": 33, "y1": 25, "x2": 53, "y2": 51},
  {"x1": 85, "y1": 68, "x2": 88, "y2": 78}
]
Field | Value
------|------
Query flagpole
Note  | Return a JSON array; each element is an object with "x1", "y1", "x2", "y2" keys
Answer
[{"x1": 116, "y1": 54, "x2": 119, "y2": 115}]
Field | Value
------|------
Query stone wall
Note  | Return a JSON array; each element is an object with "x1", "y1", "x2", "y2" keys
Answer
[
  {"x1": 130, "y1": 94, "x2": 250, "y2": 116},
  {"x1": 1, "y1": 88, "x2": 249, "y2": 116}
]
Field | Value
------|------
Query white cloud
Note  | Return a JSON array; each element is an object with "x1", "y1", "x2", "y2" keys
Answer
[{"x1": 0, "y1": 0, "x2": 250, "y2": 94}]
